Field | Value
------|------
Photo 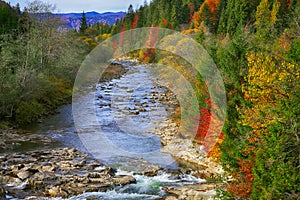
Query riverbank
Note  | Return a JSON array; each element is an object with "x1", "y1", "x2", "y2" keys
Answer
[
  {"x1": 0, "y1": 59, "x2": 224, "y2": 199},
  {"x1": 0, "y1": 61, "x2": 134, "y2": 199},
  {"x1": 151, "y1": 82, "x2": 224, "y2": 199},
  {"x1": 0, "y1": 145, "x2": 136, "y2": 199}
]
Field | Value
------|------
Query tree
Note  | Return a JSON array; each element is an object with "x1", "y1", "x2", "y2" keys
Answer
[
  {"x1": 0, "y1": 0, "x2": 87, "y2": 124},
  {"x1": 217, "y1": 0, "x2": 260, "y2": 35},
  {"x1": 79, "y1": 11, "x2": 88, "y2": 34},
  {"x1": 0, "y1": 1, "x2": 19, "y2": 34},
  {"x1": 125, "y1": 4, "x2": 135, "y2": 29}
]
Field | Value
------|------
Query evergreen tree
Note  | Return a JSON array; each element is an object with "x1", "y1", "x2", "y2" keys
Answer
[
  {"x1": 79, "y1": 11, "x2": 88, "y2": 34},
  {"x1": 0, "y1": 1, "x2": 19, "y2": 34},
  {"x1": 217, "y1": 0, "x2": 260, "y2": 35},
  {"x1": 125, "y1": 4, "x2": 135, "y2": 29}
]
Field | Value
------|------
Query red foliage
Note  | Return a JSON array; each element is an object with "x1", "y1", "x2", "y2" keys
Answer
[
  {"x1": 163, "y1": 19, "x2": 168, "y2": 28},
  {"x1": 132, "y1": 15, "x2": 139, "y2": 29},
  {"x1": 279, "y1": 0, "x2": 291, "y2": 7},
  {"x1": 206, "y1": 0, "x2": 219, "y2": 12},
  {"x1": 189, "y1": 3, "x2": 195, "y2": 22},
  {"x1": 192, "y1": 0, "x2": 220, "y2": 29},
  {"x1": 194, "y1": 99, "x2": 212, "y2": 142}
]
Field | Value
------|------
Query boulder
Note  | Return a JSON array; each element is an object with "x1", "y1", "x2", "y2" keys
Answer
[{"x1": 113, "y1": 175, "x2": 136, "y2": 186}]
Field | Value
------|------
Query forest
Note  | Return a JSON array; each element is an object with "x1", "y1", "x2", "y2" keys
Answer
[
  {"x1": 0, "y1": 0, "x2": 299, "y2": 199},
  {"x1": 0, "y1": 0, "x2": 88, "y2": 125},
  {"x1": 79, "y1": 1, "x2": 299, "y2": 198}
]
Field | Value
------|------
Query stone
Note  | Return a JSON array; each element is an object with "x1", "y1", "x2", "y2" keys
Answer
[
  {"x1": 47, "y1": 187, "x2": 64, "y2": 197},
  {"x1": 138, "y1": 108, "x2": 147, "y2": 112},
  {"x1": 15, "y1": 180, "x2": 30, "y2": 190},
  {"x1": 164, "y1": 184, "x2": 217, "y2": 200},
  {"x1": 113, "y1": 175, "x2": 136, "y2": 186},
  {"x1": 0, "y1": 147, "x2": 138, "y2": 199},
  {"x1": 131, "y1": 111, "x2": 140, "y2": 115},
  {"x1": 40, "y1": 165, "x2": 55, "y2": 172},
  {"x1": 164, "y1": 196, "x2": 178, "y2": 200},
  {"x1": 16, "y1": 171, "x2": 30, "y2": 180}
]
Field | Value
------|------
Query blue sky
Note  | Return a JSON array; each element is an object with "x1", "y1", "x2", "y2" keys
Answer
[{"x1": 8, "y1": 0, "x2": 150, "y2": 13}]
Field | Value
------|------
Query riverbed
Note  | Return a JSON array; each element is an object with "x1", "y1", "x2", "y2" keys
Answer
[{"x1": 1, "y1": 61, "x2": 219, "y2": 199}]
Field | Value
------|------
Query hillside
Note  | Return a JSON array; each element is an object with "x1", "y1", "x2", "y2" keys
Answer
[{"x1": 53, "y1": 11, "x2": 125, "y2": 30}]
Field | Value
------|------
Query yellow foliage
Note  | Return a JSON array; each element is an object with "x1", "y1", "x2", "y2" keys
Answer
[
  {"x1": 96, "y1": 33, "x2": 112, "y2": 43},
  {"x1": 270, "y1": 2, "x2": 280, "y2": 25},
  {"x1": 255, "y1": 0, "x2": 270, "y2": 27},
  {"x1": 83, "y1": 38, "x2": 93, "y2": 44},
  {"x1": 240, "y1": 52, "x2": 299, "y2": 136}
]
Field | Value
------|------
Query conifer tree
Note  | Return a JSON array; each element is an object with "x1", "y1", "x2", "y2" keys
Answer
[{"x1": 79, "y1": 11, "x2": 88, "y2": 34}]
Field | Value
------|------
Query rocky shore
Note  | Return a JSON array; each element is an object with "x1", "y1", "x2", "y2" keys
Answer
[
  {"x1": 0, "y1": 145, "x2": 136, "y2": 199},
  {"x1": 152, "y1": 89, "x2": 224, "y2": 199},
  {"x1": 0, "y1": 60, "x2": 224, "y2": 199}
]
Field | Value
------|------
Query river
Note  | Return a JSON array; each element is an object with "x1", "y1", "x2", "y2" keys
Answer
[{"x1": 13, "y1": 61, "x2": 206, "y2": 199}]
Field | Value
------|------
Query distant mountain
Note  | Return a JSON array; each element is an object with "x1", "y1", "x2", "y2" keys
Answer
[{"x1": 53, "y1": 11, "x2": 126, "y2": 30}]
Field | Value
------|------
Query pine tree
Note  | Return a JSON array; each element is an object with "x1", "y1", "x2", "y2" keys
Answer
[
  {"x1": 0, "y1": 1, "x2": 20, "y2": 34},
  {"x1": 217, "y1": 0, "x2": 260, "y2": 35},
  {"x1": 79, "y1": 11, "x2": 88, "y2": 34},
  {"x1": 125, "y1": 4, "x2": 135, "y2": 29}
]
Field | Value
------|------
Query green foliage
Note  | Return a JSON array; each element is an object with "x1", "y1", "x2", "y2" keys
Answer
[
  {"x1": 287, "y1": 39, "x2": 300, "y2": 64},
  {"x1": 15, "y1": 101, "x2": 45, "y2": 125},
  {"x1": 0, "y1": 1, "x2": 19, "y2": 34},
  {"x1": 0, "y1": 1, "x2": 86, "y2": 125},
  {"x1": 217, "y1": 0, "x2": 260, "y2": 35},
  {"x1": 252, "y1": 102, "x2": 300, "y2": 199},
  {"x1": 79, "y1": 11, "x2": 88, "y2": 34},
  {"x1": 114, "y1": 0, "x2": 192, "y2": 31}
]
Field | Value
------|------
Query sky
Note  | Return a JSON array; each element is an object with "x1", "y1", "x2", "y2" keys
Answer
[{"x1": 7, "y1": 0, "x2": 150, "y2": 13}]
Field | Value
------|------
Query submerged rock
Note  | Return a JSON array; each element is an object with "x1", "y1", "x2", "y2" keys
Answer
[{"x1": 0, "y1": 128, "x2": 60, "y2": 153}]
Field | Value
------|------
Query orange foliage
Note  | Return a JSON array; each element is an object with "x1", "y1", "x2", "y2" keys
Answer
[
  {"x1": 206, "y1": 0, "x2": 220, "y2": 12},
  {"x1": 192, "y1": 10, "x2": 201, "y2": 28},
  {"x1": 226, "y1": 159, "x2": 254, "y2": 197},
  {"x1": 207, "y1": 135, "x2": 224, "y2": 162},
  {"x1": 163, "y1": 19, "x2": 168, "y2": 28},
  {"x1": 192, "y1": 0, "x2": 220, "y2": 31}
]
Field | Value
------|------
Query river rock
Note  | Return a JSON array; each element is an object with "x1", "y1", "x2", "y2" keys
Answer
[
  {"x1": 113, "y1": 175, "x2": 136, "y2": 185},
  {"x1": 16, "y1": 171, "x2": 30, "y2": 180},
  {"x1": 149, "y1": 84, "x2": 225, "y2": 199},
  {"x1": 109, "y1": 157, "x2": 162, "y2": 177},
  {"x1": 0, "y1": 129, "x2": 57, "y2": 153},
  {"x1": 0, "y1": 148, "x2": 135, "y2": 199},
  {"x1": 164, "y1": 183, "x2": 217, "y2": 200}
]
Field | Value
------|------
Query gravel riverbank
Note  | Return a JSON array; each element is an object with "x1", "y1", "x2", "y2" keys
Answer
[{"x1": 152, "y1": 87, "x2": 224, "y2": 200}]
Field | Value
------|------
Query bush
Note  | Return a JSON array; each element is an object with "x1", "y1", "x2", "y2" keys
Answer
[{"x1": 15, "y1": 101, "x2": 45, "y2": 125}]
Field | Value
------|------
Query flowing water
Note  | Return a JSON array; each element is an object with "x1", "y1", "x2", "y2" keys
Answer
[{"x1": 23, "y1": 61, "x2": 204, "y2": 199}]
